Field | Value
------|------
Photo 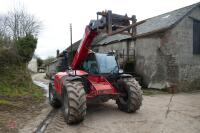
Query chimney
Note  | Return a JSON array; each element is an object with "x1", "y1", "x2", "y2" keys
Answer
[{"x1": 56, "y1": 49, "x2": 60, "y2": 57}]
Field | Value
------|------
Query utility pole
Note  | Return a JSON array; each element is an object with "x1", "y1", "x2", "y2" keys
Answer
[{"x1": 70, "y1": 23, "x2": 72, "y2": 52}]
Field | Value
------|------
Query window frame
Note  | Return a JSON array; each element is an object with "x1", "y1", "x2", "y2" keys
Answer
[{"x1": 193, "y1": 19, "x2": 200, "y2": 55}]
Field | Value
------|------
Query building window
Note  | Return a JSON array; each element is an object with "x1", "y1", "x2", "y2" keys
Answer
[{"x1": 193, "y1": 20, "x2": 200, "y2": 54}]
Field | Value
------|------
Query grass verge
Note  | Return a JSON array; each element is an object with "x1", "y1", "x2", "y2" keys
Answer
[
  {"x1": 0, "y1": 83, "x2": 45, "y2": 101},
  {"x1": 0, "y1": 63, "x2": 45, "y2": 102}
]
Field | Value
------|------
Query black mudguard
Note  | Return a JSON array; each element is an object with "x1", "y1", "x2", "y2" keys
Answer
[
  {"x1": 64, "y1": 76, "x2": 82, "y2": 81},
  {"x1": 119, "y1": 73, "x2": 133, "y2": 78}
]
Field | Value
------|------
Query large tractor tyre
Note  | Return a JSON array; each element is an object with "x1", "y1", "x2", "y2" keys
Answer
[
  {"x1": 62, "y1": 80, "x2": 87, "y2": 124},
  {"x1": 49, "y1": 82, "x2": 62, "y2": 108},
  {"x1": 116, "y1": 77, "x2": 143, "y2": 113}
]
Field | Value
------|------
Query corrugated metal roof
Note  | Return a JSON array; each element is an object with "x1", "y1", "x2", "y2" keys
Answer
[{"x1": 137, "y1": 2, "x2": 200, "y2": 36}]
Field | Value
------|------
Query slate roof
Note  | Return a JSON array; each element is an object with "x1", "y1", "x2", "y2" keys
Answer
[
  {"x1": 94, "y1": 2, "x2": 200, "y2": 45},
  {"x1": 68, "y1": 2, "x2": 200, "y2": 48},
  {"x1": 66, "y1": 39, "x2": 81, "y2": 51},
  {"x1": 137, "y1": 2, "x2": 200, "y2": 36}
]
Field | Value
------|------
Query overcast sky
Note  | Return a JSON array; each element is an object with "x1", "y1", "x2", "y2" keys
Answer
[{"x1": 0, "y1": 0, "x2": 199, "y2": 59}]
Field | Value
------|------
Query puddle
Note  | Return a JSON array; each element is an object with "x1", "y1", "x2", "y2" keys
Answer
[{"x1": 33, "y1": 80, "x2": 49, "y2": 97}]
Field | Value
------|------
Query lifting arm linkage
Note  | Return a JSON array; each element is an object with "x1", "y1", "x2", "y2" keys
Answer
[
  {"x1": 70, "y1": 25, "x2": 98, "y2": 69},
  {"x1": 71, "y1": 18, "x2": 106, "y2": 69}
]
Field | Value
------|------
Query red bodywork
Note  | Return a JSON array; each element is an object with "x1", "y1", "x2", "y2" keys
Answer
[
  {"x1": 54, "y1": 71, "x2": 118, "y2": 98},
  {"x1": 54, "y1": 70, "x2": 87, "y2": 95},
  {"x1": 55, "y1": 25, "x2": 118, "y2": 99},
  {"x1": 86, "y1": 75, "x2": 118, "y2": 98}
]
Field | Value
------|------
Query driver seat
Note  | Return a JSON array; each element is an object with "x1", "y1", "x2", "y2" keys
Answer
[{"x1": 90, "y1": 63, "x2": 98, "y2": 74}]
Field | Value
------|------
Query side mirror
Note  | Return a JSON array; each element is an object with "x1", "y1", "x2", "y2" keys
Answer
[
  {"x1": 68, "y1": 66, "x2": 72, "y2": 70},
  {"x1": 51, "y1": 76, "x2": 55, "y2": 80}
]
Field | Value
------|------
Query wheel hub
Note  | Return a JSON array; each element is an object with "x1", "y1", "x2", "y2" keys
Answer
[
  {"x1": 49, "y1": 92, "x2": 54, "y2": 101},
  {"x1": 64, "y1": 95, "x2": 69, "y2": 115}
]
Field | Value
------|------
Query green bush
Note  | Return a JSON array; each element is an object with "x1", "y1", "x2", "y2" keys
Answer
[{"x1": 16, "y1": 34, "x2": 37, "y2": 63}]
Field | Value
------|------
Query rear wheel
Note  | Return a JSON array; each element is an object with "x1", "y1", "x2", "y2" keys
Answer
[
  {"x1": 116, "y1": 77, "x2": 142, "y2": 112},
  {"x1": 62, "y1": 80, "x2": 86, "y2": 124},
  {"x1": 49, "y1": 82, "x2": 61, "y2": 108}
]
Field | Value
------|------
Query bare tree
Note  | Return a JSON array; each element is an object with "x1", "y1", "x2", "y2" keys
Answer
[
  {"x1": 0, "y1": 15, "x2": 8, "y2": 37},
  {"x1": 1, "y1": 8, "x2": 41, "y2": 40},
  {"x1": 0, "y1": 16, "x2": 12, "y2": 47}
]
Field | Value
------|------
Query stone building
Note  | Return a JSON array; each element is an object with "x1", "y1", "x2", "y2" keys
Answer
[
  {"x1": 134, "y1": 2, "x2": 200, "y2": 90},
  {"x1": 92, "y1": 3, "x2": 200, "y2": 91}
]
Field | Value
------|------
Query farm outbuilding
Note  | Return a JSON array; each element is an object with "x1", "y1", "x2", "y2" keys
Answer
[
  {"x1": 91, "y1": 2, "x2": 200, "y2": 91},
  {"x1": 134, "y1": 2, "x2": 200, "y2": 91}
]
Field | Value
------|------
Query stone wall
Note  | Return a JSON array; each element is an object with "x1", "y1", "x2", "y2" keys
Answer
[
  {"x1": 165, "y1": 7, "x2": 200, "y2": 90},
  {"x1": 134, "y1": 36, "x2": 162, "y2": 88}
]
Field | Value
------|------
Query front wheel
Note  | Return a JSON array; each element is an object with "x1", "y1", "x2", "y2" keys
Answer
[
  {"x1": 116, "y1": 77, "x2": 143, "y2": 113},
  {"x1": 62, "y1": 80, "x2": 87, "y2": 124}
]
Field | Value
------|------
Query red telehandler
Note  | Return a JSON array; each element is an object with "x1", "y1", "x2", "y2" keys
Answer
[{"x1": 49, "y1": 11, "x2": 143, "y2": 124}]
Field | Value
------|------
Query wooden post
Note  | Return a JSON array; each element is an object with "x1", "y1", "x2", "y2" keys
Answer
[
  {"x1": 123, "y1": 49, "x2": 125, "y2": 70},
  {"x1": 127, "y1": 40, "x2": 130, "y2": 61},
  {"x1": 70, "y1": 23, "x2": 72, "y2": 52},
  {"x1": 131, "y1": 15, "x2": 137, "y2": 36},
  {"x1": 107, "y1": 10, "x2": 112, "y2": 34},
  {"x1": 108, "y1": 20, "x2": 145, "y2": 36}
]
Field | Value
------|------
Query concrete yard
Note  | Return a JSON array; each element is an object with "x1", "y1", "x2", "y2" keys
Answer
[
  {"x1": 23, "y1": 73, "x2": 200, "y2": 133},
  {"x1": 42, "y1": 92, "x2": 200, "y2": 133}
]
